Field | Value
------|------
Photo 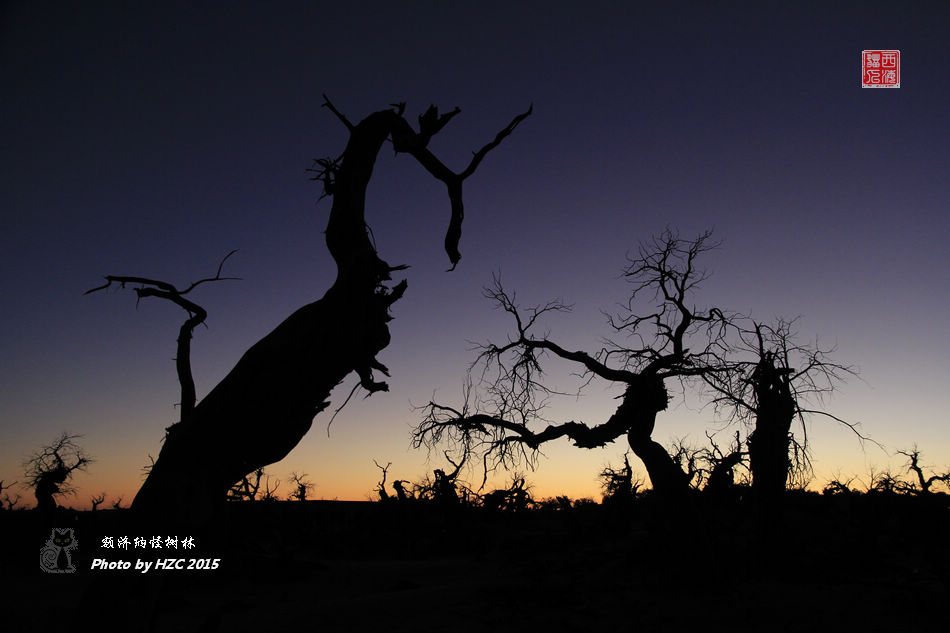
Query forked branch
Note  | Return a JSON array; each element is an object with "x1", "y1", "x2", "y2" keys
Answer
[
  {"x1": 85, "y1": 251, "x2": 240, "y2": 417},
  {"x1": 415, "y1": 231, "x2": 735, "y2": 494},
  {"x1": 321, "y1": 95, "x2": 532, "y2": 271}
]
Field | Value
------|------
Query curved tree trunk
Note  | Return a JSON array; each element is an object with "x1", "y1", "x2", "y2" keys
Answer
[
  {"x1": 132, "y1": 102, "x2": 530, "y2": 521},
  {"x1": 620, "y1": 378, "x2": 691, "y2": 498}
]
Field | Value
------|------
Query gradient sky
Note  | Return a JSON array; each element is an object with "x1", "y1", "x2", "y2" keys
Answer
[{"x1": 2, "y1": 1, "x2": 949, "y2": 508}]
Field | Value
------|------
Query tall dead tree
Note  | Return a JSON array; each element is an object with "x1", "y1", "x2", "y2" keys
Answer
[
  {"x1": 414, "y1": 229, "x2": 731, "y2": 499},
  {"x1": 706, "y1": 318, "x2": 861, "y2": 502},
  {"x1": 90, "y1": 97, "x2": 530, "y2": 520},
  {"x1": 896, "y1": 447, "x2": 950, "y2": 495},
  {"x1": 746, "y1": 336, "x2": 798, "y2": 498}
]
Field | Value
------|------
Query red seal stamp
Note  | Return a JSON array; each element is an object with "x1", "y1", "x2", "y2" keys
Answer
[{"x1": 862, "y1": 50, "x2": 900, "y2": 88}]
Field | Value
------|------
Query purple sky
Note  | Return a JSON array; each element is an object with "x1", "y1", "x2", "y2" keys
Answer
[{"x1": 2, "y1": 1, "x2": 948, "y2": 505}]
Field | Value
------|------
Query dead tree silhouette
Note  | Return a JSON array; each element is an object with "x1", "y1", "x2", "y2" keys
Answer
[
  {"x1": 599, "y1": 454, "x2": 642, "y2": 507},
  {"x1": 392, "y1": 479, "x2": 411, "y2": 502},
  {"x1": 896, "y1": 446, "x2": 950, "y2": 494},
  {"x1": 481, "y1": 474, "x2": 532, "y2": 512},
  {"x1": 414, "y1": 229, "x2": 732, "y2": 500},
  {"x1": 23, "y1": 432, "x2": 92, "y2": 514},
  {"x1": 90, "y1": 492, "x2": 106, "y2": 511},
  {"x1": 227, "y1": 467, "x2": 270, "y2": 501},
  {"x1": 747, "y1": 345, "x2": 797, "y2": 497},
  {"x1": 3, "y1": 491, "x2": 21, "y2": 511},
  {"x1": 704, "y1": 318, "x2": 864, "y2": 504},
  {"x1": 90, "y1": 97, "x2": 530, "y2": 520},
  {"x1": 0, "y1": 480, "x2": 19, "y2": 511},
  {"x1": 373, "y1": 460, "x2": 392, "y2": 501},
  {"x1": 699, "y1": 431, "x2": 745, "y2": 499},
  {"x1": 419, "y1": 451, "x2": 468, "y2": 505},
  {"x1": 288, "y1": 472, "x2": 314, "y2": 501}
]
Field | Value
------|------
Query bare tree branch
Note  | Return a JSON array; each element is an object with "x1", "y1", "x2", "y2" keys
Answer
[
  {"x1": 86, "y1": 251, "x2": 240, "y2": 419},
  {"x1": 321, "y1": 94, "x2": 355, "y2": 131},
  {"x1": 415, "y1": 230, "x2": 732, "y2": 497},
  {"x1": 23, "y1": 432, "x2": 93, "y2": 493},
  {"x1": 702, "y1": 317, "x2": 867, "y2": 498},
  {"x1": 90, "y1": 492, "x2": 106, "y2": 511},
  {"x1": 392, "y1": 105, "x2": 533, "y2": 270},
  {"x1": 897, "y1": 446, "x2": 950, "y2": 494},
  {"x1": 288, "y1": 472, "x2": 315, "y2": 501},
  {"x1": 116, "y1": 98, "x2": 529, "y2": 519}
]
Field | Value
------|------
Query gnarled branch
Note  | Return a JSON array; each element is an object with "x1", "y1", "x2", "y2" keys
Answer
[{"x1": 86, "y1": 251, "x2": 240, "y2": 418}]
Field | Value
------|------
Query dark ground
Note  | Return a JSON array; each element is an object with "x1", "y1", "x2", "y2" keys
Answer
[{"x1": 3, "y1": 492, "x2": 948, "y2": 632}]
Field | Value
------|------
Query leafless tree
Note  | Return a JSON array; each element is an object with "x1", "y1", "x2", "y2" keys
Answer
[
  {"x1": 228, "y1": 468, "x2": 268, "y2": 501},
  {"x1": 599, "y1": 453, "x2": 643, "y2": 506},
  {"x1": 865, "y1": 465, "x2": 903, "y2": 494},
  {"x1": 392, "y1": 479, "x2": 412, "y2": 502},
  {"x1": 698, "y1": 431, "x2": 746, "y2": 498},
  {"x1": 288, "y1": 472, "x2": 315, "y2": 501},
  {"x1": 23, "y1": 432, "x2": 93, "y2": 513},
  {"x1": 3, "y1": 492, "x2": 21, "y2": 511},
  {"x1": 259, "y1": 474, "x2": 281, "y2": 502},
  {"x1": 663, "y1": 431, "x2": 746, "y2": 495},
  {"x1": 111, "y1": 497, "x2": 124, "y2": 510},
  {"x1": 535, "y1": 496, "x2": 574, "y2": 512},
  {"x1": 896, "y1": 447, "x2": 950, "y2": 494},
  {"x1": 0, "y1": 480, "x2": 15, "y2": 503},
  {"x1": 90, "y1": 492, "x2": 107, "y2": 511},
  {"x1": 705, "y1": 318, "x2": 863, "y2": 501},
  {"x1": 822, "y1": 472, "x2": 857, "y2": 496},
  {"x1": 1, "y1": 480, "x2": 20, "y2": 510},
  {"x1": 668, "y1": 437, "x2": 706, "y2": 489},
  {"x1": 414, "y1": 229, "x2": 732, "y2": 499},
  {"x1": 373, "y1": 460, "x2": 392, "y2": 501},
  {"x1": 89, "y1": 97, "x2": 529, "y2": 520},
  {"x1": 403, "y1": 452, "x2": 472, "y2": 505},
  {"x1": 480, "y1": 473, "x2": 533, "y2": 512}
]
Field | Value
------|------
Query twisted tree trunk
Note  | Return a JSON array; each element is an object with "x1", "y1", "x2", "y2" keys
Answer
[
  {"x1": 620, "y1": 378, "x2": 691, "y2": 498},
  {"x1": 131, "y1": 100, "x2": 530, "y2": 521},
  {"x1": 747, "y1": 353, "x2": 796, "y2": 502}
]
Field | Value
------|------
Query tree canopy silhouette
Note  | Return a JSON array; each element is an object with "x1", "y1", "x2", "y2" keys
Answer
[
  {"x1": 24, "y1": 432, "x2": 92, "y2": 514},
  {"x1": 414, "y1": 229, "x2": 863, "y2": 502},
  {"x1": 703, "y1": 318, "x2": 862, "y2": 501},
  {"x1": 415, "y1": 229, "x2": 732, "y2": 498},
  {"x1": 90, "y1": 97, "x2": 530, "y2": 520}
]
